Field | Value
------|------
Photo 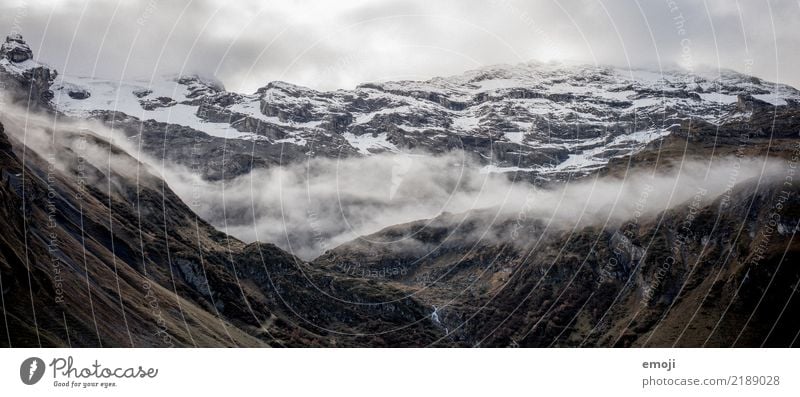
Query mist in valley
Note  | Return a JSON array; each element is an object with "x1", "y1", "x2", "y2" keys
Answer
[{"x1": 0, "y1": 102, "x2": 785, "y2": 260}]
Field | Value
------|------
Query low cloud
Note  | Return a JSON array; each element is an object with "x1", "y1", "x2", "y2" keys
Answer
[
  {"x1": 2, "y1": 0, "x2": 798, "y2": 91},
  {"x1": 0, "y1": 100, "x2": 785, "y2": 261},
  {"x1": 163, "y1": 151, "x2": 784, "y2": 260}
]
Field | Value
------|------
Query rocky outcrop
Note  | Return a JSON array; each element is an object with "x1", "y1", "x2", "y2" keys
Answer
[
  {"x1": 315, "y1": 174, "x2": 800, "y2": 347},
  {"x1": 3, "y1": 31, "x2": 800, "y2": 347},
  {"x1": 0, "y1": 33, "x2": 33, "y2": 63},
  {"x1": 66, "y1": 87, "x2": 90, "y2": 99},
  {"x1": 139, "y1": 96, "x2": 176, "y2": 110},
  {"x1": 0, "y1": 34, "x2": 57, "y2": 107},
  {"x1": 0, "y1": 116, "x2": 446, "y2": 347},
  {"x1": 47, "y1": 59, "x2": 800, "y2": 182}
]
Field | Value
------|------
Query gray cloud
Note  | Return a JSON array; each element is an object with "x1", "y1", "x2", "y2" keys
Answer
[
  {"x1": 0, "y1": 96, "x2": 786, "y2": 261},
  {"x1": 1, "y1": 0, "x2": 797, "y2": 91},
  {"x1": 168, "y1": 153, "x2": 781, "y2": 260}
]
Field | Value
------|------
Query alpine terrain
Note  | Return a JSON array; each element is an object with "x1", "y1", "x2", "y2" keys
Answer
[{"x1": 1, "y1": 33, "x2": 798, "y2": 347}]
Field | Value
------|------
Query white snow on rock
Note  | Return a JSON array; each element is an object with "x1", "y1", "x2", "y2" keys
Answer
[
  {"x1": 51, "y1": 75, "x2": 259, "y2": 140},
  {"x1": 0, "y1": 58, "x2": 39, "y2": 76},
  {"x1": 480, "y1": 164, "x2": 540, "y2": 174},
  {"x1": 343, "y1": 132, "x2": 398, "y2": 155},
  {"x1": 698, "y1": 92, "x2": 739, "y2": 104},
  {"x1": 504, "y1": 131, "x2": 525, "y2": 144},
  {"x1": 42, "y1": 59, "x2": 800, "y2": 174},
  {"x1": 753, "y1": 94, "x2": 788, "y2": 107}
]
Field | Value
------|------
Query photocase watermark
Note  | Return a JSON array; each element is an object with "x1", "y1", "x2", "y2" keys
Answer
[
  {"x1": 509, "y1": 183, "x2": 540, "y2": 241},
  {"x1": 44, "y1": 151, "x2": 65, "y2": 305},
  {"x1": 20, "y1": 355, "x2": 159, "y2": 389},
  {"x1": 187, "y1": 129, "x2": 204, "y2": 209},
  {"x1": 491, "y1": 0, "x2": 563, "y2": 61},
  {"x1": 136, "y1": 0, "x2": 159, "y2": 28},
  {"x1": 19, "y1": 357, "x2": 45, "y2": 385},
  {"x1": 73, "y1": 129, "x2": 90, "y2": 203},
  {"x1": 141, "y1": 281, "x2": 175, "y2": 347},
  {"x1": 389, "y1": 153, "x2": 413, "y2": 201},
  {"x1": 595, "y1": 182, "x2": 655, "y2": 288},
  {"x1": 6, "y1": 1, "x2": 28, "y2": 40},
  {"x1": 307, "y1": 209, "x2": 331, "y2": 254},
  {"x1": 749, "y1": 140, "x2": 800, "y2": 266},
  {"x1": 317, "y1": 50, "x2": 372, "y2": 85},
  {"x1": 719, "y1": 133, "x2": 750, "y2": 210},
  {"x1": 642, "y1": 187, "x2": 708, "y2": 305},
  {"x1": 336, "y1": 262, "x2": 408, "y2": 279},
  {"x1": 666, "y1": 0, "x2": 694, "y2": 72},
  {"x1": 749, "y1": 190, "x2": 791, "y2": 265}
]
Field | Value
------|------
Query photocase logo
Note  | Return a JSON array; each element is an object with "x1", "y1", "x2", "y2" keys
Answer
[
  {"x1": 389, "y1": 154, "x2": 413, "y2": 200},
  {"x1": 20, "y1": 357, "x2": 45, "y2": 385}
]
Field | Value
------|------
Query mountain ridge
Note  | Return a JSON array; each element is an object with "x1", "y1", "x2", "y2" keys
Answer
[
  {"x1": 1, "y1": 32, "x2": 799, "y2": 347},
  {"x1": 0, "y1": 30, "x2": 787, "y2": 182}
]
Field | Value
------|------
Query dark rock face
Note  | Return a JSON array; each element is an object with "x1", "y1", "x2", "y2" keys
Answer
[
  {"x1": 88, "y1": 110, "x2": 317, "y2": 181},
  {"x1": 132, "y1": 88, "x2": 152, "y2": 98},
  {"x1": 0, "y1": 34, "x2": 33, "y2": 63},
  {"x1": 314, "y1": 153, "x2": 800, "y2": 347},
  {"x1": 178, "y1": 75, "x2": 224, "y2": 98},
  {"x1": 0, "y1": 119, "x2": 445, "y2": 347},
  {"x1": 139, "y1": 96, "x2": 176, "y2": 110},
  {"x1": 0, "y1": 123, "x2": 9, "y2": 151},
  {"x1": 3, "y1": 35, "x2": 800, "y2": 347},
  {"x1": 67, "y1": 88, "x2": 90, "y2": 100},
  {"x1": 46, "y1": 60, "x2": 800, "y2": 183},
  {"x1": 0, "y1": 34, "x2": 57, "y2": 108}
]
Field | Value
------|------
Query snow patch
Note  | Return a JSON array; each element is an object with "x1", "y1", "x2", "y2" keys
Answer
[
  {"x1": 753, "y1": 94, "x2": 787, "y2": 107},
  {"x1": 51, "y1": 75, "x2": 260, "y2": 140},
  {"x1": 343, "y1": 132, "x2": 398, "y2": 155},
  {"x1": 480, "y1": 165, "x2": 539, "y2": 174},
  {"x1": 504, "y1": 131, "x2": 525, "y2": 144},
  {"x1": 698, "y1": 92, "x2": 738, "y2": 104}
]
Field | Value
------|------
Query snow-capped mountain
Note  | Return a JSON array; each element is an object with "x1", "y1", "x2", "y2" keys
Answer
[
  {"x1": 0, "y1": 34, "x2": 58, "y2": 107},
  {"x1": 5, "y1": 33, "x2": 800, "y2": 179},
  {"x1": 2, "y1": 33, "x2": 800, "y2": 349}
]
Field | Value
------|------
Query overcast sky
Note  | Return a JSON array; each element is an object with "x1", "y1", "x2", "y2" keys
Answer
[{"x1": 1, "y1": 0, "x2": 798, "y2": 92}]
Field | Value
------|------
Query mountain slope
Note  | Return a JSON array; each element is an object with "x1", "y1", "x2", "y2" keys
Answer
[
  {"x1": 313, "y1": 132, "x2": 800, "y2": 347},
  {"x1": 33, "y1": 31, "x2": 799, "y2": 181},
  {"x1": 2, "y1": 32, "x2": 799, "y2": 347},
  {"x1": 0, "y1": 114, "x2": 445, "y2": 347}
]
